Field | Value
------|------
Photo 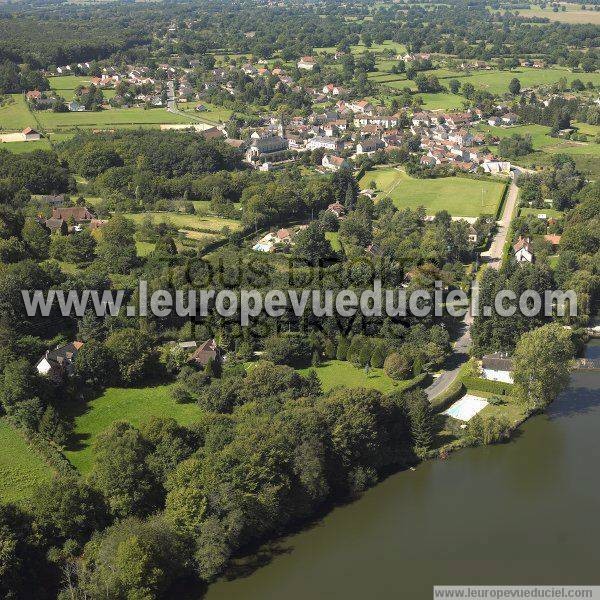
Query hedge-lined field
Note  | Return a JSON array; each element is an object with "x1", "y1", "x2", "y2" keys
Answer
[
  {"x1": 0, "y1": 418, "x2": 53, "y2": 503},
  {"x1": 359, "y1": 167, "x2": 506, "y2": 217}
]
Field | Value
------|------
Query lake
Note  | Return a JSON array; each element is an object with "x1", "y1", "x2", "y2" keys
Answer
[{"x1": 206, "y1": 341, "x2": 600, "y2": 599}]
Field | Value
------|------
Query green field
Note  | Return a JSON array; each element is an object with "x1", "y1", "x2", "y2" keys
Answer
[
  {"x1": 36, "y1": 106, "x2": 197, "y2": 130},
  {"x1": 360, "y1": 167, "x2": 506, "y2": 217},
  {"x1": 123, "y1": 211, "x2": 242, "y2": 232},
  {"x1": 297, "y1": 359, "x2": 421, "y2": 394},
  {"x1": 0, "y1": 94, "x2": 36, "y2": 132},
  {"x1": 0, "y1": 139, "x2": 52, "y2": 153},
  {"x1": 64, "y1": 385, "x2": 203, "y2": 474},
  {"x1": 0, "y1": 418, "x2": 53, "y2": 503},
  {"x1": 517, "y1": 4, "x2": 600, "y2": 24},
  {"x1": 519, "y1": 207, "x2": 564, "y2": 219},
  {"x1": 378, "y1": 66, "x2": 600, "y2": 111},
  {"x1": 49, "y1": 75, "x2": 117, "y2": 101},
  {"x1": 178, "y1": 101, "x2": 233, "y2": 124},
  {"x1": 326, "y1": 231, "x2": 342, "y2": 251}
]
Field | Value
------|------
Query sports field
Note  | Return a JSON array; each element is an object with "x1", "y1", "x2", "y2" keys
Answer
[
  {"x1": 0, "y1": 418, "x2": 53, "y2": 503},
  {"x1": 64, "y1": 385, "x2": 203, "y2": 474},
  {"x1": 359, "y1": 167, "x2": 506, "y2": 217}
]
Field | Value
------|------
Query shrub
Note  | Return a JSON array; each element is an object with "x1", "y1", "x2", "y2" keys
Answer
[
  {"x1": 461, "y1": 376, "x2": 514, "y2": 396},
  {"x1": 383, "y1": 352, "x2": 413, "y2": 380}
]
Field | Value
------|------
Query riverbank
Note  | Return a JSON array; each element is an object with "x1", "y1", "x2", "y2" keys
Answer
[{"x1": 203, "y1": 341, "x2": 600, "y2": 600}]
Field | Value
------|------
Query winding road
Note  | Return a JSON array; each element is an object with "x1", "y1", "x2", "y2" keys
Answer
[{"x1": 424, "y1": 171, "x2": 520, "y2": 401}]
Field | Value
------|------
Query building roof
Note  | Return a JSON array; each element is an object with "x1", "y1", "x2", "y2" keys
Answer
[
  {"x1": 481, "y1": 352, "x2": 513, "y2": 372},
  {"x1": 513, "y1": 236, "x2": 533, "y2": 253},
  {"x1": 51, "y1": 206, "x2": 94, "y2": 222}
]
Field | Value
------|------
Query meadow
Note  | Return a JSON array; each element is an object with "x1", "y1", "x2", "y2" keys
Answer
[
  {"x1": 64, "y1": 385, "x2": 203, "y2": 474},
  {"x1": 0, "y1": 139, "x2": 52, "y2": 153},
  {"x1": 359, "y1": 167, "x2": 506, "y2": 217},
  {"x1": 0, "y1": 418, "x2": 53, "y2": 503},
  {"x1": 297, "y1": 360, "x2": 421, "y2": 394},
  {"x1": 516, "y1": 4, "x2": 600, "y2": 24},
  {"x1": 123, "y1": 210, "x2": 243, "y2": 232},
  {"x1": 0, "y1": 94, "x2": 36, "y2": 132},
  {"x1": 178, "y1": 101, "x2": 233, "y2": 124}
]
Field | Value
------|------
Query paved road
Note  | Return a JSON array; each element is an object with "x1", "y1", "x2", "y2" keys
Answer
[
  {"x1": 424, "y1": 171, "x2": 520, "y2": 401},
  {"x1": 480, "y1": 170, "x2": 520, "y2": 271}
]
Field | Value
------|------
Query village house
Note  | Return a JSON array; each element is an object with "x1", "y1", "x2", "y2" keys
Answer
[
  {"x1": 52, "y1": 206, "x2": 95, "y2": 223},
  {"x1": 481, "y1": 352, "x2": 514, "y2": 384},
  {"x1": 347, "y1": 100, "x2": 375, "y2": 115},
  {"x1": 44, "y1": 218, "x2": 68, "y2": 235},
  {"x1": 297, "y1": 56, "x2": 316, "y2": 70},
  {"x1": 327, "y1": 202, "x2": 346, "y2": 218},
  {"x1": 321, "y1": 154, "x2": 350, "y2": 171},
  {"x1": 468, "y1": 225, "x2": 479, "y2": 244},
  {"x1": 307, "y1": 136, "x2": 341, "y2": 152},
  {"x1": 36, "y1": 341, "x2": 84, "y2": 381},
  {"x1": 356, "y1": 137, "x2": 385, "y2": 155},
  {"x1": 514, "y1": 236, "x2": 534, "y2": 263},
  {"x1": 189, "y1": 339, "x2": 222, "y2": 367},
  {"x1": 322, "y1": 84, "x2": 344, "y2": 96},
  {"x1": 544, "y1": 234, "x2": 561, "y2": 251},
  {"x1": 502, "y1": 113, "x2": 519, "y2": 125}
]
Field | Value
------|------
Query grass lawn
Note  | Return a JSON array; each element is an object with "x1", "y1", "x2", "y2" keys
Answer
[
  {"x1": 0, "y1": 138, "x2": 52, "y2": 153},
  {"x1": 360, "y1": 167, "x2": 506, "y2": 217},
  {"x1": 64, "y1": 385, "x2": 203, "y2": 474},
  {"x1": 136, "y1": 241, "x2": 155, "y2": 257},
  {"x1": 178, "y1": 101, "x2": 233, "y2": 124},
  {"x1": 36, "y1": 106, "x2": 198, "y2": 131},
  {"x1": 297, "y1": 359, "x2": 420, "y2": 394},
  {"x1": 418, "y1": 92, "x2": 465, "y2": 110},
  {"x1": 123, "y1": 211, "x2": 242, "y2": 232},
  {"x1": 326, "y1": 231, "x2": 342, "y2": 251},
  {"x1": 520, "y1": 207, "x2": 564, "y2": 219},
  {"x1": 0, "y1": 94, "x2": 36, "y2": 132},
  {"x1": 0, "y1": 418, "x2": 53, "y2": 503}
]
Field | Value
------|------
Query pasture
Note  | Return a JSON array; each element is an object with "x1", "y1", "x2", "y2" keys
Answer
[
  {"x1": 178, "y1": 101, "x2": 233, "y2": 124},
  {"x1": 359, "y1": 167, "x2": 506, "y2": 217},
  {"x1": 0, "y1": 418, "x2": 53, "y2": 503},
  {"x1": 63, "y1": 385, "x2": 203, "y2": 474},
  {"x1": 297, "y1": 360, "x2": 421, "y2": 394}
]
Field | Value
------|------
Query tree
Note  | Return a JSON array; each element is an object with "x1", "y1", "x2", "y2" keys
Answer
[
  {"x1": 370, "y1": 344, "x2": 386, "y2": 369},
  {"x1": 29, "y1": 477, "x2": 109, "y2": 548},
  {"x1": 448, "y1": 79, "x2": 461, "y2": 94},
  {"x1": 22, "y1": 218, "x2": 49, "y2": 259},
  {"x1": 96, "y1": 214, "x2": 138, "y2": 274},
  {"x1": 38, "y1": 405, "x2": 70, "y2": 446},
  {"x1": 105, "y1": 328, "x2": 157, "y2": 384},
  {"x1": 513, "y1": 323, "x2": 575, "y2": 410},
  {"x1": 263, "y1": 333, "x2": 312, "y2": 367},
  {"x1": 89, "y1": 421, "x2": 161, "y2": 518},
  {"x1": 336, "y1": 336, "x2": 349, "y2": 360},
  {"x1": 0, "y1": 504, "x2": 56, "y2": 600},
  {"x1": 292, "y1": 222, "x2": 332, "y2": 263},
  {"x1": 509, "y1": 77, "x2": 521, "y2": 95},
  {"x1": 78, "y1": 517, "x2": 191, "y2": 598},
  {"x1": 384, "y1": 352, "x2": 413, "y2": 380},
  {"x1": 403, "y1": 389, "x2": 433, "y2": 452},
  {"x1": 74, "y1": 340, "x2": 116, "y2": 387}
]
